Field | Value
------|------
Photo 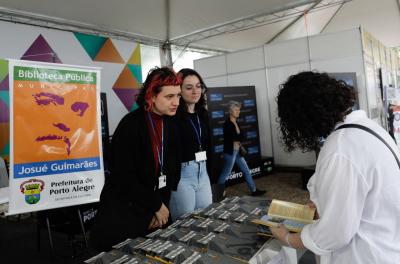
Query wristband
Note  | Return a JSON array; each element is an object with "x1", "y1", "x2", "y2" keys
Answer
[{"x1": 285, "y1": 233, "x2": 292, "y2": 247}]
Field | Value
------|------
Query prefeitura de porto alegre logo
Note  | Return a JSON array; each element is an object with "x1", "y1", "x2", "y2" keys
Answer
[{"x1": 20, "y1": 179, "x2": 45, "y2": 204}]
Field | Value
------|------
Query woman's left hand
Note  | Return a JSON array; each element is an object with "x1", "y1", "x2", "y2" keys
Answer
[
  {"x1": 270, "y1": 224, "x2": 305, "y2": 249},
  {"x1": 270, "y1": 224, "x2": 290, "y2": 243}
]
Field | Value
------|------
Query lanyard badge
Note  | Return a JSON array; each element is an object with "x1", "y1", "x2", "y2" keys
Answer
[
  {"x1": 158, "y1": 174, "x2": 166, "y2": 189},
  {"x1": 189, "y1": 114, "x2": 207, "y2": 162},
  {"x1": 147, "y1": 112, "x2": 167, "y2": 189}
]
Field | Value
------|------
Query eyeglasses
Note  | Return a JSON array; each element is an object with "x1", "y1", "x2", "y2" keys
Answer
[{"x1": 183, "y1": 84, "x2": 206, "y2": 90}]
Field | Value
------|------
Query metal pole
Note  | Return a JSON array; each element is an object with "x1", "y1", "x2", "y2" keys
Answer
[
  {"x1": 160, "y1": 0, "x2": 173, "y2": 67},
  {"x1": 266, "y1": 0, "x2": 322, "y2": 44},
  {"x1": 320, "y1": 2, "x2": 345, "y2": 33}
]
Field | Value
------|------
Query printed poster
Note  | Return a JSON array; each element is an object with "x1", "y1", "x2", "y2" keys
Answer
[
  {"x1": 207, "y1": 86, "x2": 262, "y2": 183},
  {"x1": 8, "y1": 60, "x2": 104, "y2": 215}
]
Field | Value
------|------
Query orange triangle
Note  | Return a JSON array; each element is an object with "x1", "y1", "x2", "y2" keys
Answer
[
  {"x1": 113, "y1": 66, "x2": 140, "y2": 89},
  {"x1": 94, "y1": 38, "x2": 124, "y2": 63},
  {"x1": 128, "y1": 44, "x2": 141, "y2": 65}
]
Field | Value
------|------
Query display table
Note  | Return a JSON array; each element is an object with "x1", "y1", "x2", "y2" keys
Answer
[{"x1": 86, "y1": 196, "x2": 306, "y2": 264}]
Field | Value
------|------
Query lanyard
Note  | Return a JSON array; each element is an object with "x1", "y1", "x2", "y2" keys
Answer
[
  {"x1": 147, "y1": 112, "x2": 164, "y2": 174},
  {"x1": 188, "y1": 114, "x2": 202, "y2": 150}
]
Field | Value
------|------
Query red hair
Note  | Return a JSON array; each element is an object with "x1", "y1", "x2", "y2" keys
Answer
[{"x1": 141, "y1": 67, "x2": 182, "y2": 111}]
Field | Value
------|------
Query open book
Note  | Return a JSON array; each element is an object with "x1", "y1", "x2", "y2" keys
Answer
[{"x1": 252, "y1": 199, "x2": 315, "y2": 233}]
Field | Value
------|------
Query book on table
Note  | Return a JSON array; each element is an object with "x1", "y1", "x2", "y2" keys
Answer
[{"x1": 252, "y1": 199, "x2": 316, "y2": 233}]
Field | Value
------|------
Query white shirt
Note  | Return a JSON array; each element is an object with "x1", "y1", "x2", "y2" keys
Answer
[{"x1": 301, "y1": 110, "x2": 400, "y2": 264}]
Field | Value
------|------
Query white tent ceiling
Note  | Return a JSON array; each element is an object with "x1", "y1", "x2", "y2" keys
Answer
[{"x1": 0, "y1": 0, "x2": 399, "y2": 52}]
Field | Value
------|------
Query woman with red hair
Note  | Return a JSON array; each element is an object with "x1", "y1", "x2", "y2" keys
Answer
[{"x1": 90, "y1": 67, "x2": 182, "y2": 251}]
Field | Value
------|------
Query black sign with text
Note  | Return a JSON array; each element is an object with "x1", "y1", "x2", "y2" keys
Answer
[
  {"x1": 207, "y1": 86, "x2": 262, "y2": 184},
  {"x1": 100, "y1": 93, "x2": 110, "y2": 173}
]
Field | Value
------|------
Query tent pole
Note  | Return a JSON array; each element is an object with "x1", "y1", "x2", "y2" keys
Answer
[
  {"x1": 266, "y1": 0, "x2": 322, "y2": 44},
  {"x1": 320, "y1": 2, "x2": 346, "y2": 33},
  {"x1": 160, "y1": 0, "x2": 173, "y2": 67}
]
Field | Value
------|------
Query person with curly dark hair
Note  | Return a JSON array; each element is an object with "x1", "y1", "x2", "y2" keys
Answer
[
  {"x1": 90, "y1": 67, "x2": 182, "y2": 251},
  {"x1": 270, "y1": 71, "x2": 400, "y2": 263},
  {"x1": 169, "y1": 68, "x2": 213, "y2": 220}
]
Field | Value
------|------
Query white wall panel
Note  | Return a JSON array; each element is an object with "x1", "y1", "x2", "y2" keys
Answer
[
  {"x1": 0, "y1": 22, "x2": 47, "y2": 59},
  {"x1": 227, "y1": 70, "x2": 272, "y2": 157},
  {"x1": 311, "y1": 55, "x2": 367, "y2": 112},
  {"x1": 194, "y1": 28, "x2": 374, "y2": 167},
  {"x1": 193, "y1": 55, "x2": 227, "y2": 78},
  {"x1": 264, "y1": 38, "x2": 309, "y2": 68},
  {"x1": 226, "y1": 47, "x2": 265, "y2": 74},
  {"x1": 266, "y1": 63, "x2": 316, "y2": 166},
  {"x1": 203, "y1": 76, "x2": 228, "y2": 88},
  {"x1": 309, "y1": 28, "x2": 363, "y2": 61}
]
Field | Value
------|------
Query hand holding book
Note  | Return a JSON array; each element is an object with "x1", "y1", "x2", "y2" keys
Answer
[
  {"x1": 252, "y1": 199, "x2": 315, "y2": 249},
  {"x1": 269, "y1": 224, "x2": 306, "y2": 249},
  {"x1": 252, "y1": 199, "x2": 316, "y2": 232}
]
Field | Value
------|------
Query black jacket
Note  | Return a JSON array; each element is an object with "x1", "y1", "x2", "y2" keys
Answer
[
  {"x1": 90, "y1": 108, "x2": 181, "y2": 250},
  {"x1": 223, "y1": 118, "x2": 244, "y2": 155},
  {"x1": 174, "y1": 108, "x2": 214, "y2": 185}
]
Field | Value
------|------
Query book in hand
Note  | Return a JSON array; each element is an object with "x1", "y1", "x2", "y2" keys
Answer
[{"x1": 252, "y1": 199, "x2": 316, "y2": 233}]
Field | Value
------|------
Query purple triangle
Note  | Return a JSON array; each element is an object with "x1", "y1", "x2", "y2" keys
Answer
[
  {"x1": 0, "y1": 75, "x2": 8, "y2": 91},
  {"x1": 0, "y1": 99, "x2": 9, "y2": 123},
  {"x1": 21, "y1": 34, "x2": 62, "y2": 63},
  {"x1": 113, "y1": 88, "x2": 140, "y2": 111}
]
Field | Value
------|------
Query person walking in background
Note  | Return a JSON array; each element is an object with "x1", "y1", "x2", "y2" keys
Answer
[
  {"x1": 217, "y1": 101, "x2": 265, "y2": 196},
  {"x1": 90, "y1": 67, "x2": 182, "y2": 251},
  {"x1": 169, "y1": 68, "x2": 213, "y2": 221},
  {"x1": 271, "y1": 71, "x2": 400, "y2": 264}
]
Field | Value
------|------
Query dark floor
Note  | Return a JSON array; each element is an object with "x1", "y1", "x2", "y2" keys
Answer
[
  {"x1": 0, "y1": 212, "x2": 95, "y2": 264},
  {"x1": 0, "y1": 171, "x2": 316, "y2": 264},
  {"x1": 227, "y1": 170, "x2": 310, "y2": 204}
]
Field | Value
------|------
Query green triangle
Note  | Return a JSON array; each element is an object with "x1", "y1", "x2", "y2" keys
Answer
[
  {"x1": 0, "y1": 59, "x2": 8, "y2": 82},
  {"x1": 1, "y1": 143, "x2": 9, "y2": 156},
  {"x1": 130, "y1": 102, "x2": 139, "y2": 112},
  {"x1": 0, "y1": 91, "x2": 9, "y2": 107},
  {"x1": 74, "y1": 32, "x2": 107, "y2": 60},
  {"x1": 127, "y1": 64, "x2": 142, "y2": 84}
]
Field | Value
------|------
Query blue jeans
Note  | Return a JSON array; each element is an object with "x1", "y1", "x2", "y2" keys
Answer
[
  {"x1": 169, "y1": 160, "x2": 213, "y2": 221},
  {"x1": 217, "y1": 150, "x2": 256, "y2": 192}
]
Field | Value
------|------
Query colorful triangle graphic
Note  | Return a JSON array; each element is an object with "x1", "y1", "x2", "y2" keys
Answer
[
  {"x1": 127, "y1": 64, "x2": 142, "y2": 84},
  {"x1": 74, "y1": 32, "x2": 107, "y2": 60},
  {"x1": 0, "y1": 75, "x2": 8, "y2": 91},
  {"x1": 112, "y1": 87, "x2": 141, "y2": 111},
  {"x1": 0, "y1": 113, "x2": 9, "y2": 159},
  {"x1": 127, "y1": 45, "x2": 141, "y2": 65},
  {"x1": 0, "y1": 91, "x2": 8, "y2": 106},
  {"x1": 113, "y1": 66, "x2": 140, "y2": 88},
  {"x1": 94, "y1": 38, "x2": 124, "y2": 63},
  {"x1": 0, "y1": 59, "x2": 8, "y2": 82},
  {"x1": 0, "y1": 143, "x2": 9, "y2": 158},
  {"x1": 131, "y1": 102, "x2": 139, "y2": 112},
  {"x1": 21, "y1": 34, "x2": 62, "y2": 63},
  {"x1": 0, "y1": 99, "x2": 9, "y2": 123}
]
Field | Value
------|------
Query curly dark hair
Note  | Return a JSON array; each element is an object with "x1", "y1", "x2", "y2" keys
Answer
[
  {"x1": 177, "y1": 68, "x2": 208, "y2": 117},
  {"x1": 277, "y1": 71, "x2": 356, "y2": 152},
  {"x1": 137, "y1": 67, "x2": 181, "y2": 111}
]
